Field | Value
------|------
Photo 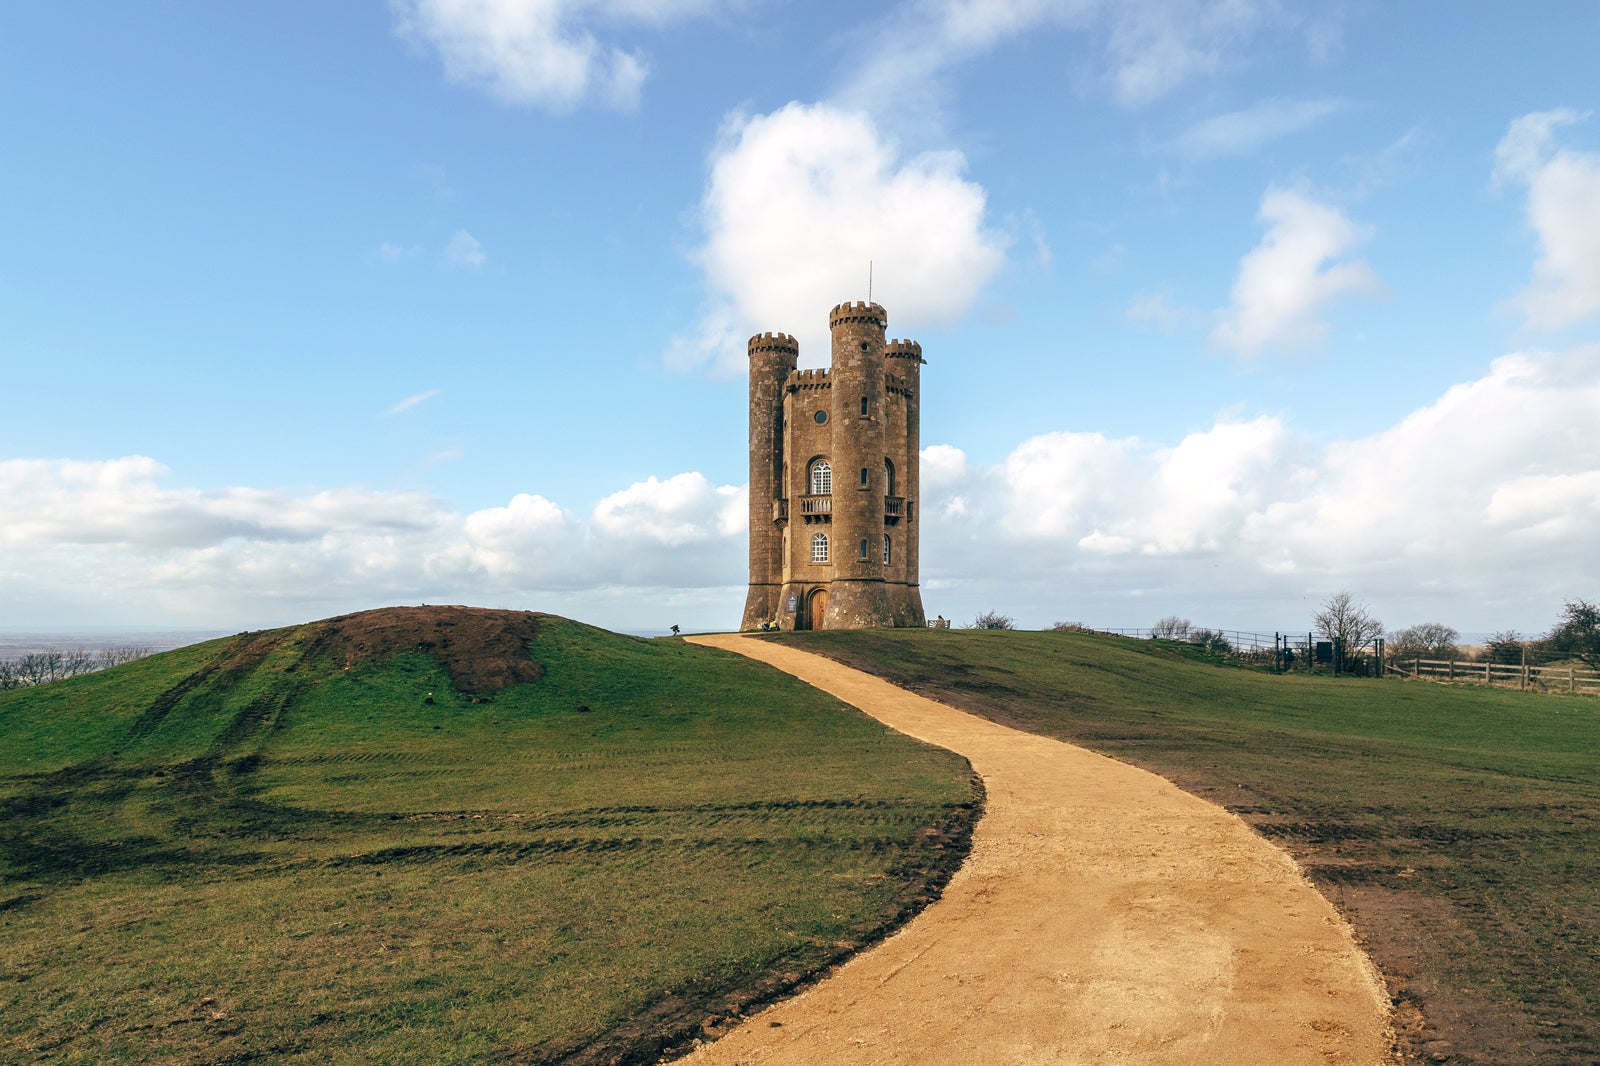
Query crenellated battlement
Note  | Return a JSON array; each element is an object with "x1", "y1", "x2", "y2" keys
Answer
[
  {"x1": 829, "y1": 301, "x2": 887, "y2": 329},
  {"x1": 749, "y1": 331, "x2": 799, "y2": 357},
  {"x1": 786, "y1": 368, "x2": 832, "y2": 390},
  {"x1": 886, "y1": 338, "x2": 924, "y2": 364}
]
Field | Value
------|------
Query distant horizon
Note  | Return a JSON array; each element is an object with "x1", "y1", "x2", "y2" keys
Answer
[{"x1": 0, "y1": 610, "x2": 1520, "y2": 654}]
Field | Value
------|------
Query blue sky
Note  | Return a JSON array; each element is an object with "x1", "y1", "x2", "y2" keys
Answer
[{"x1": 2, "y1": 2, "x2": 1597, "y2": 637}]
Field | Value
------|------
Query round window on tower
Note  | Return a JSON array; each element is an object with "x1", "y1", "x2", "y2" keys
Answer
[{"x1": 813, "y1": 410, "x2": 828, "y2": 425}]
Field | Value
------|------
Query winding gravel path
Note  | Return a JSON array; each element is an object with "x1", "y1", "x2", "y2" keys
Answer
[{"x1": 682, "y1": 633, "x2": 1395, "y2": 1065}]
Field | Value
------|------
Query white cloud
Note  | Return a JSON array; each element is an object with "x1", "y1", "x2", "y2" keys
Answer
[
  {"x1": 4, "y1": 349, "x2": 1597, "y2": 635},
  {"x1": 392, "y1": 0, "x2": 728, "y2": 111},
  {"x1": 1102, "y1": 0, "x2": 1270, "y2": 107},
  {"x1": 444, "y1": 229, "x2": 487, "y2": 268},
  {"x1": 669, "y1": 102, "x2": 1007, "y2": 374},
  {"x1": 1211, "y1": 186, "x2": 1384, "y2": 356},
  {"x1": 0, "y1": 459, "x2": 744, "y2": 631},
  {"x1": 1170, "y1": 97, "x2": 1345, "y2": 160},
  {"x1": 841, "y1": 0, "x2": 1301, "y2": 116},
  {"x1": 376, "y1": 241, "x2": 424, "y2": 262},
  {"x1": 1493, "y1": 109, "x2": 1600, "y2": 331},
  {"x1": 385, "y1": 389, "x2": 441, "y2": 415},
  {"x1": 916, "y1": 345, "x2": 1600, "y2": 631}
]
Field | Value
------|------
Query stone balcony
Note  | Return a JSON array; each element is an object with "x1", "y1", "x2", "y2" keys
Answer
[{"x1": 774, "y1": 495, "x2": 910, "y2": 524}]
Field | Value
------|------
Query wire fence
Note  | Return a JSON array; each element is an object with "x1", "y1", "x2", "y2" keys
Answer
[{"x1": 1087, "y1": 627, "x2": 1283, "y2": 652}]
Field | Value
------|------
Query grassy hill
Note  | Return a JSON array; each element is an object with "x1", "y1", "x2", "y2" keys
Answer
[
  {"x1": 0, "y1": 607, "x2": 979, "y2": 1065},
  {"x1": 775, "y1": 627, "x2": 1600, "y2": 1066}
]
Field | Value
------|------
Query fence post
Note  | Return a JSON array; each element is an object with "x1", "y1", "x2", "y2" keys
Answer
[
  {"x1": 1448, "y1": 660, "x2": 1455, "y2": 681},
  {"x1": 1484, "y1": 662, "x2": 1491, "y2": 683},
  {"x1": 1572, "y1": 668, "x2": 1577, "y2": 694}
]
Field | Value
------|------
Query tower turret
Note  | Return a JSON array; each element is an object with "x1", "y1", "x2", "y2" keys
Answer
[
  {"x1": 885, "y1": 339, "x2": 925, "y2": 626},
  {"x1": 741, "y1": 331, "x2": 798, "y2": 631},
  {"x1": 824, "y1": 302, "x2": 890, "y2": 628}
]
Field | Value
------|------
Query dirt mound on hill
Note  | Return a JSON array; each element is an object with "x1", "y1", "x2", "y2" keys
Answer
[{"x1": 307, "y1": 606, "x2": 546, "y2": 695}]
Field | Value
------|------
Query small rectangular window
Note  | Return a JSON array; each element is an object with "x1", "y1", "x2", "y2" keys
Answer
[
  {"x1": 859, "y1": 539, "x2": 868, "y2": 559},
  {"x1": 860, "y1": 396, "x2": 868, "y2": 415}
]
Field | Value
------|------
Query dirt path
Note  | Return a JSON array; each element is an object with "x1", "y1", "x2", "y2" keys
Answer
[{"x1": 683, "y1": 633, "x2": 1395, "y2": 1065}]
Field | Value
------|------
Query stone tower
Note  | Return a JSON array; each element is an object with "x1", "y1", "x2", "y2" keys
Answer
[{"x1": 741, "y1": 301, "x2": 927, "y2": 631}]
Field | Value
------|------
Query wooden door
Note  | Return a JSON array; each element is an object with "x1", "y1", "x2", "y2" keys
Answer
[{"x1": 807, "y1": 587, "x2": 829, "y2": 630}]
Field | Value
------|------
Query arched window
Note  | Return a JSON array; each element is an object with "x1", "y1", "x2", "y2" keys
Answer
[
  {"x1": 859, "y1": 466, "x2": 869, "y2": 487},
  {"x1": 883, "y1": 534, "x2": 891, "y2": 564},
  {"x1": 860, "y1": 396, "x2": 868, "y2": 416},
  {"x1": 811, "y1": 532, "x2": 829, "y2": 563},
  {"x1": 859, "y1": 538, "x2": 869, "y2": 559},
  {"x1": 884, "y1": 458, "x2": 895, "y2": 496},
  {"x1": 809, "y1": 459, "x2": 831, "y2": 496}
]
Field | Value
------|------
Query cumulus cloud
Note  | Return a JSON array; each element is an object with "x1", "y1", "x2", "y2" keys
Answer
[
  {"x1": 1493, "y1": 109, "x2": 1600, "y2": 331},
  {"x1": 444, "y1": 229, "x2": 487, "y2": 268},
  {"x1": 5, "y1": 348, "x2": 1597, "y2": 634},
  {"x1": 1169, "y1": 97, "x2": 1345, "y2": 160},
  {"x1": 391, "y1": 0, "x2": 728, "y2": 111},
  {"x1": 0, "y1": 458, "x2": 743, "y2": 630},
  {"x1": 916, "y1": 345, "x2": 1600, "y2": 630},
  {"x1": 1211, "y1": 186, "x2": 1384, "y2": 356},
  {"x1": 668, "y1": 102, "x2": 1007, "y2": 374}
]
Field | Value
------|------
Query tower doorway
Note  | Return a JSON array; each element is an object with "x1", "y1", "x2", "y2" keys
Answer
[{"x1": 805, "y1": 587, "x2": 829, "y2": 630}]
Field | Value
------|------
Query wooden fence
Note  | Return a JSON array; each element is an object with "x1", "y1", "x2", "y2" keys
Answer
[{"x1": 1393, "y1": 657, "x2": 1600, "y2": 695}]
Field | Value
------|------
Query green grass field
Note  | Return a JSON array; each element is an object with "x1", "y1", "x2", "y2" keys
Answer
[
  {"x1": 775, "y1": 627, "x2": 1600, "y2": 1066},
  {"x1": 0, "y1": 610, "x2": 978, "y2": 1065}
]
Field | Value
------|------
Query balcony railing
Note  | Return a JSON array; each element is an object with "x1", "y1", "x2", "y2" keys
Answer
[{"x1": 776, "y1": 495, "x2": 909, "y2": 522}]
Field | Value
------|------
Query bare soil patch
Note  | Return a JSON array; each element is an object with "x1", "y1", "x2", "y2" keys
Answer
[{"x1": 303, "y1": 604, "x2": 545, "y2": 693}]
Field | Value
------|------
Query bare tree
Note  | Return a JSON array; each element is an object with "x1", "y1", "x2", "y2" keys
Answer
[
  {"x1": 1387, "y1": 622, "x2": 1460, "y2": 662},
  {"x1": 969, "y1": 610, "x2": 1016, "y2": 630},
  {"x1": 98, "y1": 645, "x2": 152, "y2": 668},
  {"x1": 0, "y1": 644, "x2": 152, "y2": 690},
  {"x1": 1313, "y1": 592, "x2": 1384, "y2": 668},
  {"x1": 1151, "y1": 616, "x2": 1192, "y2": 639}
]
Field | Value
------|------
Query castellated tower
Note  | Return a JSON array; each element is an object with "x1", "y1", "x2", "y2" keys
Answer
[{"x1": 740, "y1": 302, "x2": 927, "y2": 631}]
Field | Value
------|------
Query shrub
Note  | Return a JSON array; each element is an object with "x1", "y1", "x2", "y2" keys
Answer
[
  {"x1": 1189, "y1": 629, "x2": 1234, "y2": 655},
  {"x1": 1540, "y1": 599, "x2": 1600, "y2": 670},
  {"x1": 969, "y1": 611, "x2": 1016, "y2": 630},
  {"x1": 1481, "y1": 631, "x2": 1527, "y2": 666}
]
